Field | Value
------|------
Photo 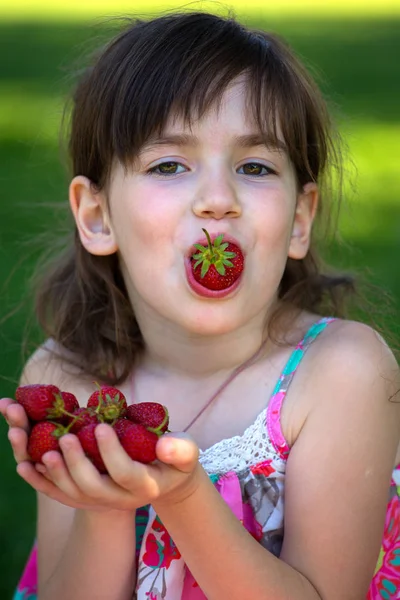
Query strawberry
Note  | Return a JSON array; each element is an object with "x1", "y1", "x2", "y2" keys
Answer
[
  {"x1": 77, "y1": 423, "x2": 107, "y2": 473},
  {"x1": 113, "y1": 418, "x2": 133, "y2": 437},
  {"x1": 27, "y1": 421, "x2": 65, "y2": 463},
  {"x1": 16, "y1": 384, "x2": 61, "y2": 422},
  {"x1": 69, "y1": 407, "x2": 100, "y2": 434},
  {"x1": 60, "y1": 391, "x2": 79, "y2": 412},
  {"x1": 87, "y1": 385, "x2": 127, "y2": 422},
  {"x1": 118, "y1": 422, "x2": 159, "y2": 464},
  {"x1": 191, "y1": 229, "x2": 244, "y2": 290},
  {"x1": 126, "y1": 402, "x2": 169, "y2": 434},
  {"x1": 51, "y1": 391, "x2": 80, "y2": 424}
]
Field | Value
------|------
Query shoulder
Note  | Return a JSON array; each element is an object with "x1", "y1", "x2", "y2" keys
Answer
[
  {"x1": 20, "y1": 339, "x2": 97, "y2": 406},
  {"x1": 280, "y1": 319, "x2": 400, "y2": 597},
  {"x1": 311, "y1": 319, "x2": 399, "y2": 401},
  {"x1": 285, "y1": 318, "x2": 400, "y2": 447},
  {"x1": 301, "y1": 318, "x2": 400, "y2": 438}
]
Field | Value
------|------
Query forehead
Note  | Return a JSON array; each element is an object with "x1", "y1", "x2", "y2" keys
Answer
[
  {"x1": 166, "y1": 78, "x2": 256, "y2": 131},
  {"x1": 144, "y1": 78, "x2": 285, "y2": 150}
]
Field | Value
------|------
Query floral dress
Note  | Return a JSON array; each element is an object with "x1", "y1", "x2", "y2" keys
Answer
[{"x1": 13, "y1": 318, "x2": 400, "y2": 599}]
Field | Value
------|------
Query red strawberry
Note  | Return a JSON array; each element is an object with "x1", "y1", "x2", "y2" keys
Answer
[
  {"x1": 27, "y1": 421, "x2": 64, "y2": 463},
  {"x1": 60, "y1": 391, "x2": 79, "y2": 412},
  {"x1": 126, "y1": 403, "x2": 169, "y2": 433},
  {"x1": 69, "y1": 407, "x2": 99, "y2": 434},
  {"x1": 191, "y1": 229, "x2": 244, "y2": 290},
  {"x1": 113, "y1": 418, "x2": 133, "y2": 438},
  {"x1": 77, "y1": 424, "x2": 107, "y2": 473},
  {"x1": 15, "y1": 384, "x2": 61, "y2": 421},
  {"x1": 119, "y1": 423, "x2": 159, "y2": 464},
  {"x1": 50, "y1": 391, "x2": 80, "y2": 424},
  {"x1": 87, "y1": 385, "x2": 127, "y2": 422}
]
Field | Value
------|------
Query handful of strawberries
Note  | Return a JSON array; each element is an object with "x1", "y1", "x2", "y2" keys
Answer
[{"x1": 15, "y1": 384, "x2": 169, "y2": 474}]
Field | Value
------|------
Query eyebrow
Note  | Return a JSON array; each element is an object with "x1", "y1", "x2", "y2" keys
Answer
[{"x1": 141, "y1": 133, "x2": 287, "y2": 153}]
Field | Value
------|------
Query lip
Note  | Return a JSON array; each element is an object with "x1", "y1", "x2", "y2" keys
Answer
[{"x1": 184, "y1": 231, "x2": 244, "y2": 299}]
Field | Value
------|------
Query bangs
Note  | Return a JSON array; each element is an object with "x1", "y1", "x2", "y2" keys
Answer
[{"x1": 71, "y1": 13, "x2": 331, "y2": 187}]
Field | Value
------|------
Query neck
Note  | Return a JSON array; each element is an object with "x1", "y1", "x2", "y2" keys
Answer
[{"x1": 137, "y1": 312, "x2": 269, "y2": 379}]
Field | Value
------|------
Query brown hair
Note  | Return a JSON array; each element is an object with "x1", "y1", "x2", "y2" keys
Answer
[{"x1": 34, "y1": 12, "x2": 356, "y2": 384}]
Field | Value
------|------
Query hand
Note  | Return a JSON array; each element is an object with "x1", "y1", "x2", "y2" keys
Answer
[
  {"x1": 41, "y1": 427, "x2": 200, "y2": 510},
  {"x1": 1, "y1": 398, "x2": 200, "y2": 512},
  {"x1": 0, "y1": 397, "x2": 31, "y2": 462}
]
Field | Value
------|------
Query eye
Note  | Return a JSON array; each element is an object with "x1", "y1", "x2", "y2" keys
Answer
[
  {"x1": 238, "y1": 162, "x2": 274, "y2": 176},
  {"x1": 147, "y1": 161, "x2": 186, "y2": 176}
]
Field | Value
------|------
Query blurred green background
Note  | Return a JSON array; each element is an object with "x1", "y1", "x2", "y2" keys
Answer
[{"x1": 0, "y1": 1, "x2": 399, "y2": 597}]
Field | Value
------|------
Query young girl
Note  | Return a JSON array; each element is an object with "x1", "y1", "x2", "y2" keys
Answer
[{"x1": 1, "y1": 11, "x2": 399, "y2": 600}]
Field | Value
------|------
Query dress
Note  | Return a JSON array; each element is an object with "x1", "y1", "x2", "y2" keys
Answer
[{"x1": 13, "y1": 318, "x2": 400, "y2": 599}]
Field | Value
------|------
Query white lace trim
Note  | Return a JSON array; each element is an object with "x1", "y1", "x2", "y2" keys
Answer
[{"x1": 199, "y1": 407, "x2": 285, "y2": 474}]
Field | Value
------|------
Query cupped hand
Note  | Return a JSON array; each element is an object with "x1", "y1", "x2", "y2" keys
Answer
[{"x1": 2, "y1": 409, "x2": 200, "y2": 512}]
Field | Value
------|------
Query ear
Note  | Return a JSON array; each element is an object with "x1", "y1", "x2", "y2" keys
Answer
[
  {"x1": 69, "y1": 176, "x2": 118, "y2": 256},
  {"x1": 288, "y1": 182, "x2": 319, "y2": 260}
]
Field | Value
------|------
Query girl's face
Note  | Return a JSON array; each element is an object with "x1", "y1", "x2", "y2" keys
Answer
[{"x1": 75, "y1": 79, "x2": 317, "y2": 337}]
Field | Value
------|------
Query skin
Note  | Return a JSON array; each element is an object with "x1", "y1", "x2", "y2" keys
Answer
[
  {"x1": 1, "y1": 79, "x2": 399, "y2": 599},
  {"x1": 69, "y1": 78, "x2": 318, "y2": 373}
]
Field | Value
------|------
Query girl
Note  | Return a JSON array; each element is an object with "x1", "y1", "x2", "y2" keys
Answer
[{"x1": 1, "y1": 12, "x2": 399, "y2": 600}]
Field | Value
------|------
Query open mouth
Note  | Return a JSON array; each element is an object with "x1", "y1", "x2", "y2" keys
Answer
[{"x1": 185, "y1": 230, "x2": 245, "y2": 299}]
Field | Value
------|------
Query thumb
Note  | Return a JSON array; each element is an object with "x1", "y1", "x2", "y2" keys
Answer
[{"x1": 156, "y1": 432, "x2": 199, "y2": 473}]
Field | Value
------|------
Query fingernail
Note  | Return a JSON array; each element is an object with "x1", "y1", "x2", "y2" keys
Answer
[
  {"x1": 95, "y1": 424, "x2": 109, "y2": 439},
  {"x1": 164, "y1": 443, "x2": 175, "y2": 460},
  {"x1": 60, "y1": 437, "x2": 73, "y2": 450}
]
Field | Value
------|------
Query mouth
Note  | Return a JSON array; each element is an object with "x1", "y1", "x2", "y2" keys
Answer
[{"x1": 185, "y1": 230, "x2": 245, "y2": 299}]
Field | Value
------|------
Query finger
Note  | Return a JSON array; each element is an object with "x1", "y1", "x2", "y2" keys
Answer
[
  {"x1": 156, "y1": 433, "x2": 199, "y2": 473},
  {"x1": 0, "y1": 398, "x2": 15, "y2": 421},
  {"x1": 5, "y1": 403, "x2": 30, "y2": 431},
  {"x1": 95, "y1": 424, "x2": 154, "y2": 493},
  {"x1": 41, "y1": 451, "x2": 84, "y2": 499},
  {"x1": 60, "y1": 432, "x2": 135, "y2": 506},
  {"x1": 8, "y1": 427, "x2": 31, "y2": 463},
  {"x1": 17, "y1": 461, "x2": 82, "y2": 507},
  {"x1": 35, "y1": 463, "x2": 49, "y2": 476},
  {"x1": 59, "y1": 434, "x2": 114, "y2": 496}
]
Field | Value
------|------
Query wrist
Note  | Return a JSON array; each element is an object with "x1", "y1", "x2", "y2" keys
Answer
[
  {"x1": 76, "y1": 507, "x2": 136, "y2": 528},
  {"x1": 152, "y1": 462, "x2": 207, "y2": 511}
]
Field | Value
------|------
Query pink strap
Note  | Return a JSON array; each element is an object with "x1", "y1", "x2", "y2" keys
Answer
[
  {"x1": 266, "y1": 317, "x2": 335, "y2": 460},
  {"x1": 267, "y1": 390, "x2": 290, "y2": 460}
]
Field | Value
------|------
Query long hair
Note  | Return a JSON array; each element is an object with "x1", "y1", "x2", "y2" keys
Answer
[{"x1": 35, "y1": 12, "x2": 355, "y2": 383}]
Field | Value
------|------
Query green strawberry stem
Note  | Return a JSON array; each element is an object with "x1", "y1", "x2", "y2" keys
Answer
[
  {"x1": 192, "y1": 229, "x2": 236, "y2": 278},
  {"x1": 48, "y1": 418, "x2": 77, "y2": 437},
  {"x1": 92, "y1": 381, "x2": 124, "y2": 421},
  {"x1": 47, "y1": 393, "x2": 79, "y2": 421},
  {"x1": 93, "y1": 380, "x2": 107, "y2": 416},
  {"x1": 147, "y1": 407, "x2": 169, "y2": 436},
  {"x1": 203, "y1": 228, "x2": 216, "y2": 259}
]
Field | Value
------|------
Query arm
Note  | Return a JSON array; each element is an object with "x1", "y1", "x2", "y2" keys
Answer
[
  {"x1": 3, "y1": 345, "x2": 138, "y2": 600},
  {"x1": 2, "y1": 341, "x2": 201, "y2": 600},
  {"x1": 38, "y1": 495, "x2": 136, "y2": 600},
  {"x1": 153, "y1": 322, "x2": 400, "y2": 600},
  {"x1": 154, "y1": 465, "x2": 321, "y2": 599}
]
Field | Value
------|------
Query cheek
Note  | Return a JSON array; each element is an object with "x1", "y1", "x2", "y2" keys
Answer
[
  {"x1": 112, "y1": 185, "x2": 178, "y2": 251},
  {"x1": 111, "y1": 191, "x2": 185, "y2": 293},
  {"x1": 253, "y1": 193, "x2": 295, "y2": 252}
]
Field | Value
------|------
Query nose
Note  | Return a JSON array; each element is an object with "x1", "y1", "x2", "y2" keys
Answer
[{"x1": 192, "y1": 170, "x2": 242, "y2": 220}]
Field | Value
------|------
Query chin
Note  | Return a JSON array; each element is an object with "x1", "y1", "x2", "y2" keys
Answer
[{"x1": 177, "y1": 306, "x2": 247, "y2": 337}]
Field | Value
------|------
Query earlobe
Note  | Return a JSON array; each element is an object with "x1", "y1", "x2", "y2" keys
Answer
[
  {"x1": 69, "y1": 176, "x2": 118, "y2": 256},
  {"x1": 288, "y1": 182, "x2": 319, "y2": 260}
]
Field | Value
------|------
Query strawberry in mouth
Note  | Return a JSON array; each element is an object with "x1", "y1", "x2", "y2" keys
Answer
[{"x1": 189, "y1": 229, "x2": 244, "y2": 293}]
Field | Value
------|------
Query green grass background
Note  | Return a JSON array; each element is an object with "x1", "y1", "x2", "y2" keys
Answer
[{"x1": 0, "y1": 1, "x2": 399, "y2": 596}]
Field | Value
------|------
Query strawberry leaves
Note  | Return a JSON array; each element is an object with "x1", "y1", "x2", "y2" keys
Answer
[{"x1": 192, "y1": 229, "x2": 237, "y2": 278}]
